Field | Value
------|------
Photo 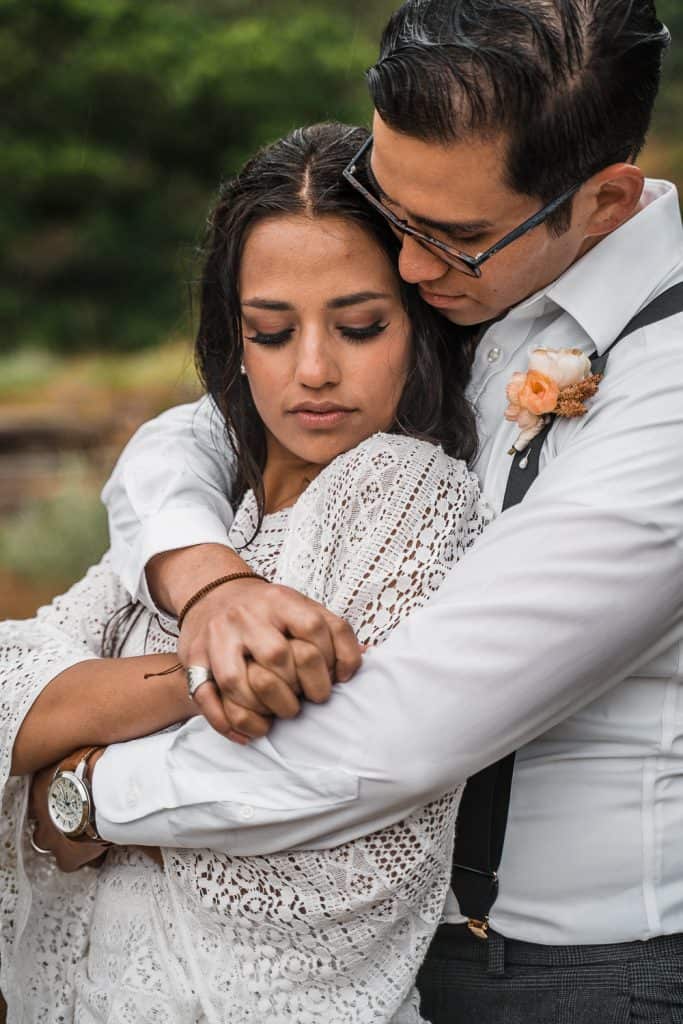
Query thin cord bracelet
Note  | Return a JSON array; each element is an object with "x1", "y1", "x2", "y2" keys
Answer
[{"x1": 177, "y1": 572, "x2": 268, "y2": 631}]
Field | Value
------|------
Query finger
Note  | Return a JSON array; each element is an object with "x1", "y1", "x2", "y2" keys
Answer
[
  {"x1": 290, "y1": 639, "x2": 333, "y2": 704},
  {"x1": 220, "y1": 696, "x2": 273, "y2": 739},
  {"x1": 321, "y1": 611, "x2": 363, "y2": 682},
  {"x1": 190, "y1": 619, "x2": 251, "y2": 703},
  {"x1": 207, "y1": 651, "x2": 256, "y2": 709},
  {"x1": 243, "y1": 624, "x2": 299, "y2": 689},
  {"x1": 280, "y1": 598, "x2": 337, "y2": 672},
  {"x1": 245, "y1": 661, "x2": 302, "y2": 719},
  {"x1": 191, "y1": 680, "x2": 236, "y2": 737}
]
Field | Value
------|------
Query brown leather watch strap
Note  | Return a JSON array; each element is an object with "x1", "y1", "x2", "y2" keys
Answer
[{"x1": 57, "y1": 745, "x2": 103, "y2": 775}]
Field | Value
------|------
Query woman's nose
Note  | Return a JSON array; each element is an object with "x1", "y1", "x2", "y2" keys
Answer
[
  {"x1": 398, "y1": 234, "x2": 450, "y2": 286},
  {"x1": 294, "y1": 333, "x2": 341, "y2": 389}
]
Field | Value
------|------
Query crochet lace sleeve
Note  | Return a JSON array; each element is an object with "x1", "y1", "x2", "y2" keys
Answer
[
  {"x1": 0, "y1": 552, "x2": 132, "y2": 783},
  {"x1": 0, "y1": 553, "x2": 134, "y2": 1018},
  {"x1": 277, "y1": 432, "x2": 493, "y2": 645}
]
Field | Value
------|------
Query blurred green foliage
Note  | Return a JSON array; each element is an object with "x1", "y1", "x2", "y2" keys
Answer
[
  {"x1": 658, "y1": 0, "x2": 683, "y2": 134},
  {"x1": 2, "y1": 0, "x2": 394, "y2": 354},
  {"x1": 1, "y1": 0, "x2": 681, "y2": 356},
  {"x1": 0, "y1": 458, "x2": 108, "y2": 585}
]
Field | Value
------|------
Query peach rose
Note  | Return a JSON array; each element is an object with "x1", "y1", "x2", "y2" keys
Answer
[
  {"x1": 528, "y1": 347, "x2": 591, "y2": 389},
  {"x1": 517, "y1": 370, "x2": 560, "y2": 415},
  {"x1": 505, "y1": 371, "x2": 527, "y2": 411}
]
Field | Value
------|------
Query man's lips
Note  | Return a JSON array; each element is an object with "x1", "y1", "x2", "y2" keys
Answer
[{"x1": 419, "y1": 287, "x2": 469, "y2": 308}]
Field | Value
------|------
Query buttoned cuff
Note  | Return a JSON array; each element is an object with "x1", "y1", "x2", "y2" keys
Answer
[{"x1": 93, "y1": 730, "x2": 180, "y2": 846}]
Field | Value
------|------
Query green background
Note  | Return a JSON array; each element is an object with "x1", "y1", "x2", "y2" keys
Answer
[{"x1": 2, "y1": 0, "x2": 681, "y2": 357}]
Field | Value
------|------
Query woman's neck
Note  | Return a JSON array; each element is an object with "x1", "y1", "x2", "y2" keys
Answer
[{"x1": 262, "y1": 437, "x2": 322, "y2": 515}]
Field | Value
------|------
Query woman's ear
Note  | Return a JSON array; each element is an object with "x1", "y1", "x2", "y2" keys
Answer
[{"x1": 582, "y1": 163, "x2": 645, "y2": 240}]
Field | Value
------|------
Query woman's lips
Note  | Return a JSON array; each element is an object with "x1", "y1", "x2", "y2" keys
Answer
[{"x1": 290, "y1": 407, "x2": 354, "y2": 429}]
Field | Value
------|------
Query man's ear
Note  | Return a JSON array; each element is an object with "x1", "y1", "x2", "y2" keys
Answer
[{"x1": 582, "y1": 163, "x2": 645, "y2": 239}]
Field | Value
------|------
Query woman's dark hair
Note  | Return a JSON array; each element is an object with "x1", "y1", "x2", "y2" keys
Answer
[
  {"x1": 195, "y1": 122, "x2": 478, "y2": 537},
  {"x1": 368, "y1": 0, "x2": 670, "y2": 233}
]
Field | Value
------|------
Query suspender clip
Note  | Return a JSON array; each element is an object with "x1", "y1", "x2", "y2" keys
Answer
[{"x1": 467, "y1": 918, "x2": 490, "y2": 940}]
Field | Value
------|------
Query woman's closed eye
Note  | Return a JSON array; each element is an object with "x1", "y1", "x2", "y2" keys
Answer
[
  {"x1": 246, "y1": 327, "x2": 294, "y2": 346},
  {"x1": 245, "y1": 320, "x2": 389, "y2": 347},
  {"x1": 339, "y1": 320, "x2": 389, "y2": 342}
]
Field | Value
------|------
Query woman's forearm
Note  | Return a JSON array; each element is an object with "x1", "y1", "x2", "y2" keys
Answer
[{"x1": 11, "y1": 654, "x2": 193, "y2": 776}]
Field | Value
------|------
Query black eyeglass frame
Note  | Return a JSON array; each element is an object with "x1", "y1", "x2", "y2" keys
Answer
[{"x1": 342, "y1": 135, "x2": 583, "y2": 279}]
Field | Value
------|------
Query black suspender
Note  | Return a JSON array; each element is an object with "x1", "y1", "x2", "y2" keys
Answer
[{"x1": 450, "y1": 282, "x2": 683, "y2": 940}]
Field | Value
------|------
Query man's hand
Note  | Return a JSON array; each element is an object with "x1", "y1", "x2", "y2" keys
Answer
[
  {"x1": 147, "y1": 545, "x2": 363, "y2": 743},
  {"x1": 179, "y1": 577, "x2": 363, "y2": 741},
  {"x1": 28, "y1": 762, "x2": 106, "y2": 873}
]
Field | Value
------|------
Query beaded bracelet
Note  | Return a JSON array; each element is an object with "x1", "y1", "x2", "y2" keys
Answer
[{"x1": 177, "y1": 572, "x2": 268, "y2": 631}]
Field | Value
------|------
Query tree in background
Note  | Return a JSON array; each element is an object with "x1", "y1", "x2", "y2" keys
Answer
[
  {"x1": 1, "y1": 0, "x2": 680, "y2": 356},
  {"x1": 1, "y1": 0, "x2": 394, "y2": 353}
]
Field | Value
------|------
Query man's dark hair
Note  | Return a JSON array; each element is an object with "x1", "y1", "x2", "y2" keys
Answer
[{"x1": 368, "y1": 0, "x2": 670, "y2": 232}]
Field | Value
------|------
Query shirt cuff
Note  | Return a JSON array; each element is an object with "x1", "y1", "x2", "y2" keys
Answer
[
  {"x1": 93, "y1": 730, "x2": 180, "y2": 847},
  {"x1": 92, "y1": 718, "x2": 360, "y2": 851},
  {"x1": 121, "y1": 505, "x2": 235, "y2": 612}
]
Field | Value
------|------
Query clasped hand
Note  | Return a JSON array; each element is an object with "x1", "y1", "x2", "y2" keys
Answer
[{"x1": 178, "y1": 577, "x2": 364, "y2": 743}]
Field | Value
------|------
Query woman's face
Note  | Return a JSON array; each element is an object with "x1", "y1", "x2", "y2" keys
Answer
[{"x1": 239, "y1": 213, "x2": 412, "y2": 472}]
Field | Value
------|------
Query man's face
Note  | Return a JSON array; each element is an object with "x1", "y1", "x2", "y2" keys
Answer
[{"x1": 371, "y1": 114, "x2": 594, "y2": 326}]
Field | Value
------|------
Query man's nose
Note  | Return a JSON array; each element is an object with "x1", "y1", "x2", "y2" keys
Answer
[
  {"x1": 294, "y1": 333, "x2": 341, "y2": 389},
  {"x1": 398, "y1": 234, "x2": 450, "y2": 286}
]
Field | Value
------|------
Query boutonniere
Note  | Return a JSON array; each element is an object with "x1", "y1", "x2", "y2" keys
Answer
[{"x1": 505, "y1": 347, "x2": 602, "y2": 456}]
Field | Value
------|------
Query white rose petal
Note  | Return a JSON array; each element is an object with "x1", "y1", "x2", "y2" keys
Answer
[{"x1": 528, "y1": 347, "x2": 591, "y2": 388}]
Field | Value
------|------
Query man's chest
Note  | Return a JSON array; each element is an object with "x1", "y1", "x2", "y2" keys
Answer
[{"x1": 466, "y1": 304, "x2": 595, "y2": 509}]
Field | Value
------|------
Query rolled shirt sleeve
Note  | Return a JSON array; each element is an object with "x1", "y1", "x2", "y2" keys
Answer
[
  {"x1": 93, "y1": 321, "x2": 683, "y2": 856},
  {"x1": 101, "y1": 397, "x2": 237, "y2": 608}
]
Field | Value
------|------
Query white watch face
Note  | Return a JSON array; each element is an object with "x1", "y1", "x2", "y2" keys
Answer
[{"x1": 47, "y1": 773, "x2": 89, "y2": 835}]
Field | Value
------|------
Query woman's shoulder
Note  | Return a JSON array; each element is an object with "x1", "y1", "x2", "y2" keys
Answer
[
  {"x1": 291, "y1": 431, "x2": 487, "y2": 532},
  {"x1": 312, "y1": 431, "x2": 474, "y2": 494}
]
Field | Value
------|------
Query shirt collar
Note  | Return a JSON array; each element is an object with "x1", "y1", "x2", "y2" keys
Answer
[{"x1": 543, "y1": 180, "x2": 683, "y2": 354}]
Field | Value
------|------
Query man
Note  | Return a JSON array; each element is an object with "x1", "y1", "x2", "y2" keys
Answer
[{"x1": 49, "y1": 1, "x2": 683, "y2": 1020}]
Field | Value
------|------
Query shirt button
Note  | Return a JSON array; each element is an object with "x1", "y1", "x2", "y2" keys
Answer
[
  {"x1": 126, "y1": 783, "x2": 140, "y2": 807},
  {"x1": 487, "y1": 346, "x2": 502, "y2": 363},
  {"x1": 239, "y1": 804, "x2": 255, "y2": 820}
]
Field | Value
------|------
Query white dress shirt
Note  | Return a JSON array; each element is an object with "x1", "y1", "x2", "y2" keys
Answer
[{"x1": 97, "y1": 180, "x2": 683, "y2": 945}]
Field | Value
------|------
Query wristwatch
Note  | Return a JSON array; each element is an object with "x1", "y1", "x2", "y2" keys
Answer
[{"x1": 47, "y1": 745, "x2": 110, "y2": 844}]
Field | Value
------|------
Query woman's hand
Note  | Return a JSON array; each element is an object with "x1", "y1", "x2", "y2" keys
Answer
[
  {"x1": 28, "y1": 762, "x2": 106, "y2": 873},
  {"x1": 148, "y1": 546, "x2": 364, "y2": 742}
]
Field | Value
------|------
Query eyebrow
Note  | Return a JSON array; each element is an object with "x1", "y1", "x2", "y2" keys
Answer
[
  {"x1": 367, "y1": 161, "x2": 494, "y2": 238},
  {"x1": 242, "y1": 291, "x2": 391, "y2": 312}
]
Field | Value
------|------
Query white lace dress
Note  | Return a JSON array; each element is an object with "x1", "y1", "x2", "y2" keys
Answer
[{"x1": 0, "y1": 433, "x2": 492, "y2": 1024}]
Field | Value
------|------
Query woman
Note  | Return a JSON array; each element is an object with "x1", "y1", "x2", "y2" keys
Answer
[{"x1": 1, "y1": 123, "x2": 491, "y2": 1023}]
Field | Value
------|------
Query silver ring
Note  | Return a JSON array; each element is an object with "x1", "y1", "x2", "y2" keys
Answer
[
  {"x1": 28, "y1": 818, "x2": 53, "y2": 857},
  {"x1": 186, "y1": 664, "x2": 214, "y2": 699}
]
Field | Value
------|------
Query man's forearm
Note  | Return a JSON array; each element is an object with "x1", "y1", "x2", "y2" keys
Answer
[
  {"x1": 92, "y1": 500, "x2": 683, "y2": 858},
  {"x1": 146, "y1": 543, "x2": 251, "y2": 616}
]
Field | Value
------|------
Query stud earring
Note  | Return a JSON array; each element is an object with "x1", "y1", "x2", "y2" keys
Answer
[{"x1": 240, "y1": 360, "x2": 247, "y2": 376}]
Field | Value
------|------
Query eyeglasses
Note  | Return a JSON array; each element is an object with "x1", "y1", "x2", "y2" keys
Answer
[{"x1": 342, "y1": 135, "x2": 582, "y2": 279}]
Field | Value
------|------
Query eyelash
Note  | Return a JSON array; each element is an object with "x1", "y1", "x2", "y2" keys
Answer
[{"x1": 245, "y1": 321, "x2": 389, "y2": 347}]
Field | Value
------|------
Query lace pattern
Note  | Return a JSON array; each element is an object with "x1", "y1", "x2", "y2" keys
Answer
[{"x1": 0, "y1": 433, "x2": 493, "y2": 1023}]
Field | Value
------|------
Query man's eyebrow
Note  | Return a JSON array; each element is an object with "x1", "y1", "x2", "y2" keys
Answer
[
  {"x1": 242, "y1": 292, "x2": 390, "y2": 312},
  {"x1": 410, "y1": 213, "x2": 494, "y2": 237},
  {"x1": 367, "y1": 161, "x2": 494, "y2": 237}
]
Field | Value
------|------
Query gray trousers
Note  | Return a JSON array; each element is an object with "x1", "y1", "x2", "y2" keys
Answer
[{"x1": 416, "y1": 925, "x2": 683, "y2": 1023}]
